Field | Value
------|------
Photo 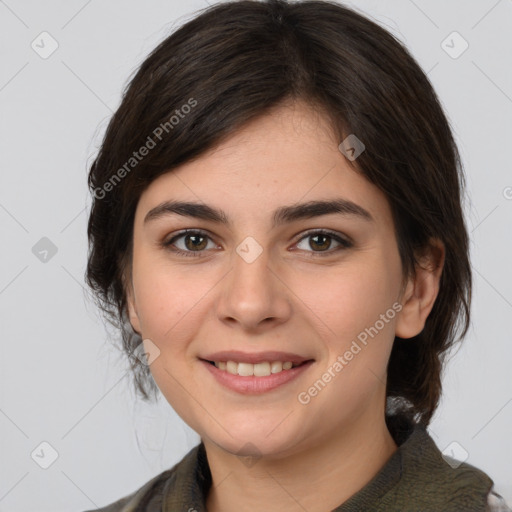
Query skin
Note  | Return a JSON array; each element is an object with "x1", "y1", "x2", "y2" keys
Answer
[{"x1": 125, "y1": 99, "x2": 444, "y2": 512}]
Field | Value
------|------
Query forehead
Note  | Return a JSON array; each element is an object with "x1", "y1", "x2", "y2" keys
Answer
[{"x1": 135, "y1": 101, "x2": 392, "y2": 227}]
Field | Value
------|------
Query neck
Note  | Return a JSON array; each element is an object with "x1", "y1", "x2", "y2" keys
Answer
[{"x1": 204, "y1": 413, "x2": 397, "y2": 512}]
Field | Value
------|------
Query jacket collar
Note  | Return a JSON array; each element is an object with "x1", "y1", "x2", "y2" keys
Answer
[{"x1": 156, "y1": 415, "x2": 493, "y2": 511}]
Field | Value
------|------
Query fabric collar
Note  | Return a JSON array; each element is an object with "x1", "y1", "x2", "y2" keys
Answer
[{"x1": 156, "y1": 416, "x2": 493, "y2": 511}]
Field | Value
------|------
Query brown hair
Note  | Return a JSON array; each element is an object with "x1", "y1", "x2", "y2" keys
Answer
[{"x1": 86, "y1": 0, "x2": 471, "y2": 427}]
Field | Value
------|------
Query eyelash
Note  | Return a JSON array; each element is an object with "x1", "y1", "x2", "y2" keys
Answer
[{"x1": 162, "y1": 229, "x2": 353, "y2": 258}]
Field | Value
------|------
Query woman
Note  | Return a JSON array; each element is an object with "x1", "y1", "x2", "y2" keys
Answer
[{"x1": 84, "y1": 0, "x2": 510, "y2": 510}]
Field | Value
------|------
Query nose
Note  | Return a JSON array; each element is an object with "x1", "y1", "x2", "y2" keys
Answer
[{"x1": 216, "y1": 241, "x2": 292, "y2": 332}]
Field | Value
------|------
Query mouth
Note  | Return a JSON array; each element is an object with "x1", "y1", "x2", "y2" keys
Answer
[
  {"x1": 199, "y1": 351, "x2": 315, "y2": 394},
  {"x1": 202, "y1": 359, "x2": 309, "y2": 377}
]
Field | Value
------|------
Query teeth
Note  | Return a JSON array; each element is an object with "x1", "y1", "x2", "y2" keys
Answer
[
  {"x1": 254, "y1": 362, "x2": 270, "y2": 377},
  {"x1": 271, "y1": 361, "x2": 283, "y2": 373},
  {"x1": 226, "y1": 361, "x2": 238, "y2": 374},
  {"x1": 213, "y1": 360, "x2": 297, "y2": 376},
  {"x1": 238, "y1": 362, "x2": 253, "y2": 377}
]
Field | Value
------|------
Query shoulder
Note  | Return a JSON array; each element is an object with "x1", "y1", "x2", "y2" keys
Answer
[
  {"x1": 82, "y1": 490, "x2": 135, "y2": 512},
  {"x1": 392, "y1": 420, "x2": 496, "y2": 509},
  {"x1": 81, "y1": 467, "x2": 173, "y2": 512},
  {"x1": 486, "y1": 488, "x2": 512, "y2": 512},
  {"x1": 80, "y1": 443, "x2": 204, "y2": 512}
]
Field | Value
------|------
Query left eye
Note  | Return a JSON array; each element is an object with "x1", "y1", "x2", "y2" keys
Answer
[{"x1": 294, "y1": 230, "x2": 352, "y2": 255}]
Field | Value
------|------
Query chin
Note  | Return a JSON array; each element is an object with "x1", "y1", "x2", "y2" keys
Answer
[{"x1": 202, "y1": 421, "x2": 305, "y2": 461}]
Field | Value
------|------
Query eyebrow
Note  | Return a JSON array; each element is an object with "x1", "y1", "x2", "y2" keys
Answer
[{"x1": 143, "y1": 198, "x2": 373, "y2": 227}]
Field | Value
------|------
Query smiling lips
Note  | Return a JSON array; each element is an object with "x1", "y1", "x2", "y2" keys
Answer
[
  {"x1": 201, "y1": 357, "x2": 314, "y2": 394},
  {"x1": 200, "y1": 350, "x2": 313, "y2": 378},
  {"x1": 212, "y1": 360, "x2": 295, "y2": 377}
]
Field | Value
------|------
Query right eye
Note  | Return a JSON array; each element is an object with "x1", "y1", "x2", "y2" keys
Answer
[{"x1": 163, "y1": 229, "x2": 219, "y2": 257}]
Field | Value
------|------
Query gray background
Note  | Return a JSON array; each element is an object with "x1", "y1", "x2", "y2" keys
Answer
[{"x1": 0, "y1": 0, "x2": 511, "y2": 510}]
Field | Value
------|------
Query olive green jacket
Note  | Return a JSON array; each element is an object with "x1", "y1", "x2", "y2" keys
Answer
[{"x1": 84, "y1": 418, "x2": 509, "y2": 511}]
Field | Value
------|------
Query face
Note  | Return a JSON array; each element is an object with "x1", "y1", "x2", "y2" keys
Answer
[{"x1": 126, "y1": 100, "x2": 415, "y2": 459}]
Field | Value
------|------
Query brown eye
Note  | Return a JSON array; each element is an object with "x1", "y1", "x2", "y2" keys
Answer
[
  {"x1": 183, "y1": 233, "x2": 208, "y2": 251},
  {"x1": 309, "y1": 233, "x2": 331, "y2": 251},
  {"x1": 163, "y1": 230, "x2": 216, "y2": 257},
  {"x1": 295, "y1": 230, "x2": 352, "y2": 255}
]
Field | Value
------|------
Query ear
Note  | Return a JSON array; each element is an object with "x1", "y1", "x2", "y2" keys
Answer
[
  {"x1": 395, "y1": 239, "x2": 445, "y2": 339},
  {"x1": 125, "y1": 282, "x2": 142, "y2": 335}
]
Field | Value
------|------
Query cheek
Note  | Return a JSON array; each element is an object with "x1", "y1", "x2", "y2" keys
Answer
[
  {"x1": 131, "y1": 263, "x2": 213, "y2": 424},
  {"x1": 131, "y1": 258, "x2": 208, "y2": 344},
  {"x1": 300, "y1": 263, "x2": 400, "y2": 417},
  {"x1": 296, "y1": 259, "x2": 400, "y2": 344}
]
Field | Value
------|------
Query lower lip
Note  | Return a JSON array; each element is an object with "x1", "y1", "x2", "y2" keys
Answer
[{"x1": 200, "y1": 360, "x2": 314, "y2": 394}]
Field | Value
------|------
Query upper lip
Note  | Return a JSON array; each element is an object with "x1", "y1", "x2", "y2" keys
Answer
[{"x1": 200, "y1": 351, "x2": 313, "y2": 365}]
